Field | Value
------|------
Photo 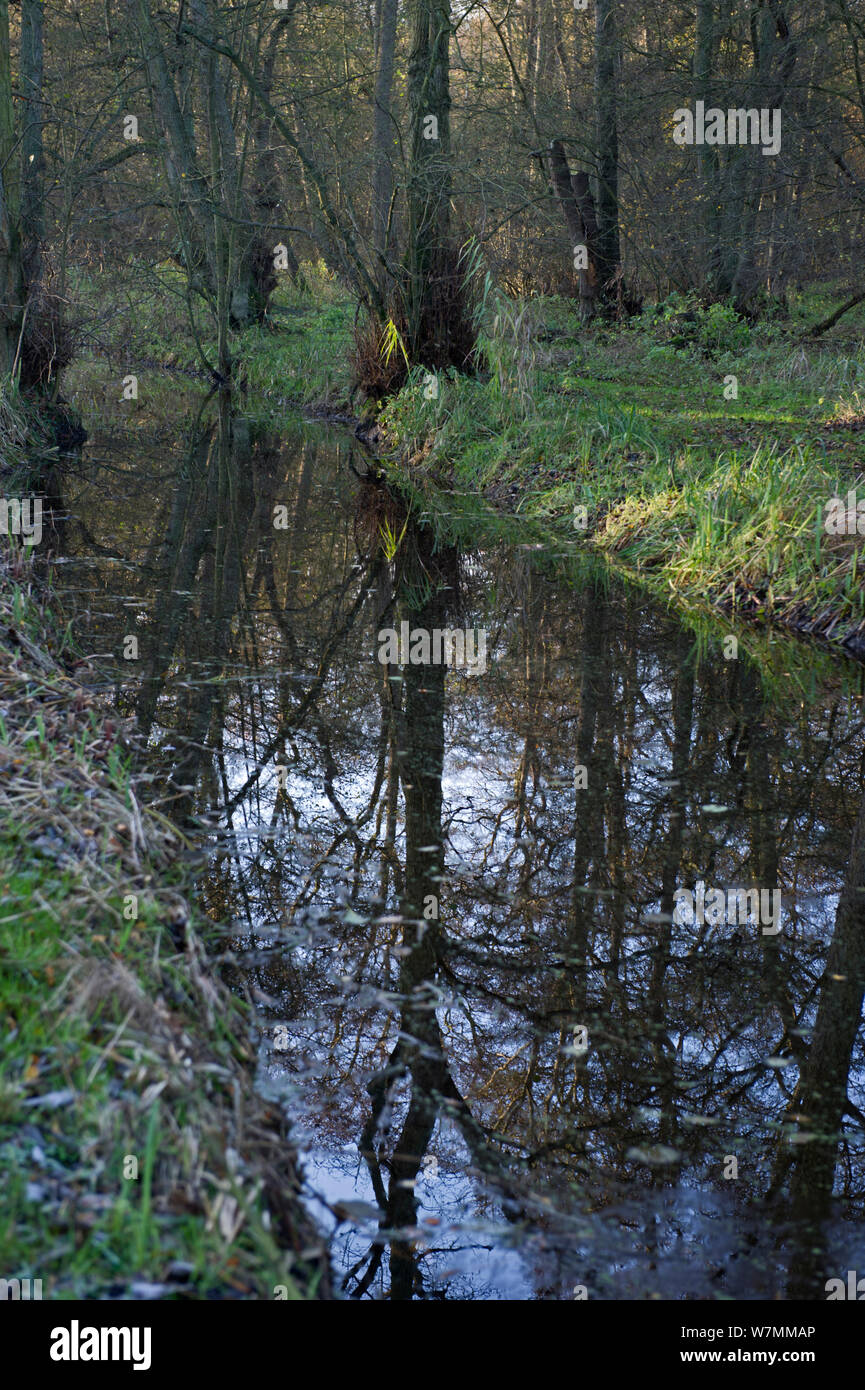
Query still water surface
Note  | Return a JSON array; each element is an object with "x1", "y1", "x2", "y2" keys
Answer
[{"x1": 52, "y1": 406, "x2": 865, "y2": 1299}]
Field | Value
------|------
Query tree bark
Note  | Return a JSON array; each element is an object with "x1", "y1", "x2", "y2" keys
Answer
[
  {"x1": 20, "y1": 0, "x2": 45, "y2": 295},
  {"x1": 406, "y1": 0, "x2": 452, "y2": 358},
  {"x1": 254, "y1": 15, "x2": 302, "y2": 289},
  {"x1": 548, "y1": 139, "x2": 599, "y2": 322},
  {"x1": 594, "y1": 0, "x2": 621, "y2": 293},
  {"x1": 0, "y1": 0, "x2": 22, "y2": 374},
  {"x1": 695, "y1": 0, "x2": 720, "y2": 293},
  {"x1": 405, "y1": 0, "x2": 472, "y2": 367},
  {"x1": 372, "y1": 0, "x2": 399, "y2": 286}
]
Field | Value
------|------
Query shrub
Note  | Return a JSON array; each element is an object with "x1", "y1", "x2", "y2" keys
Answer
[{"x1": 697, "y1": 302, "x2": 751, "y2": 355}]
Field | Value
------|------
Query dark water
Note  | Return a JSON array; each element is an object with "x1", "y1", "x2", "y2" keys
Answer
[{"x1": 51, "y1": 402, "x2": 865, "y2": 1300}]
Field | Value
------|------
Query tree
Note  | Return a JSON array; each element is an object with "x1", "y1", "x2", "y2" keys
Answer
[
  {"x1": 20, "y1": 0, "x2": 44, "y2": 294},
  {"x1": 547, "y1": 138, "x2": 600, "y2": 321},
  {"x1": 694, "y1": 0, "x2": 720, "y2": 292},
  {"x1": 0, "y1": 0, "x2": 23, "y2": 375},
  {"x1": 372, "y1": 0, "x2": 400, "y2": 288},
  {"x1": 404, "y1": 0, "x2": 473, "y2": 369},
  {"x1": 594, "y1": 0, "x2": 621, "y2": 294},
  {"x1": 128, "y1": 0, "x2": 282, "y2": 381}
]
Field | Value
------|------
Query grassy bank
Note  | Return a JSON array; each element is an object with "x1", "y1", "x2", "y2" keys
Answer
[
  {"x1": 63, "y1": 267, "x2": 865, "y2": 657},
  {"x1": 0, "y1": 548, "x2": 329, "y2": 1300},
  {"x1": 64, "y1": 261, "x2": 355, "y2": 429},
  {"x1": 378, "y1": 287, "x2": 865, "y2": 658}
]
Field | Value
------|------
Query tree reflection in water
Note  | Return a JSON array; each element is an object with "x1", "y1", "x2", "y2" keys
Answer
[{"x1": 56, "y1": 405, "x2": 865, "y2": 1300}]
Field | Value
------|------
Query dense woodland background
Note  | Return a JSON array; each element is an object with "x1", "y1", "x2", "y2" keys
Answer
[{"x1": 1, "y1": 0, "x2": 864, "y2": 396}]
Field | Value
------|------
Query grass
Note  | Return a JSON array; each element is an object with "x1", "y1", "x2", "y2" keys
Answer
[
  {"x1": 64, "y1": 259, "x2": 355, "y2": 430},
  {"x1": 61, "y1": 260, "x2": 865, "y2": 653},
  {"x1": 387, "y1": 454, "x2": 861, "y2": 708},
  {"x1": 0, "y1": 378, "x2": 56, "y2": 477},
  {"x1": 241, "y1": 300, "x2": 354, "y2": 414},
  {"x1": 377, "y1": 284, "x2": 865, "y2": 656},
  {"x1": 0, "y1": 547, "x2": 329, "y2": 1300}
]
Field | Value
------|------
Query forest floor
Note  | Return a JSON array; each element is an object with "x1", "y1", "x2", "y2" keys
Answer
[{"x1": 0, "y1": 484, "x2": 329, "y2": 1297}]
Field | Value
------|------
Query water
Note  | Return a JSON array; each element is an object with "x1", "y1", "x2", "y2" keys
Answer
[{"x1": 51, "y1": 403, "x2": 865, "y2": 1299}]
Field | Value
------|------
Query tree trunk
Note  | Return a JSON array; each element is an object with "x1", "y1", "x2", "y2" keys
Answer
[
  {"x1": 131, "y1": 0, "x2": 281, "y2": 379},
  {"x1": 405, "y1": 0, "x2": 471, "y2": 367},
  {"x1": 20, "y1": 0, "x2": 44, "y2": 295},
  {"x1": 594, "y1": 0, "x2": 621, "y2": 293},
  {"x1": 731, "y1": 1, "x2": 796, "y2": 307},
  {"x1": 254, "y1": 15, "x2": 302, "y2": 291},
  {"x1": 713, "y1": 2, "x2": 796, "y2": 306},
  {"x1": 372, "y1": 0, "x2": 399, "y2": 287},
  {"x1": 548, "y1": 139, "x2": 599, "y2": 321},
  {"x1": 695, "y1": 0, "x2": 720, "y2": 293},
  {"x1": 787, "y1": 780, "x2": 865, "y2": 1295},
  {"x1": 0, "y1": 0, "x2": 22, "y2": 374}
]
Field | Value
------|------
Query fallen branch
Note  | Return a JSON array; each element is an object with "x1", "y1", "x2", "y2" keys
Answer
[{"x1": 809, "y1": 290, "x2": 865, "y2": 337}]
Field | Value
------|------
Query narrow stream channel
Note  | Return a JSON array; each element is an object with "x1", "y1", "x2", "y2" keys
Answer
[{"x1": 50, "y1": 402, "x2": 865, "y2": 1300}]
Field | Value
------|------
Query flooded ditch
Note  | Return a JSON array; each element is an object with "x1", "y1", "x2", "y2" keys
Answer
[{"x1": 48, "y1": 402, "x2": 865, "y2": 1300}]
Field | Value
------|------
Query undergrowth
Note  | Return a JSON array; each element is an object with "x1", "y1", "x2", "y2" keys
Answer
[{"x1": 0, "y1": 549, "x2": 329, "y2": 1300}]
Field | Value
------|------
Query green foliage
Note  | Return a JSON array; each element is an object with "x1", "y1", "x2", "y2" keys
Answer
[
  {"x1": 479, "y1": 294, "x2": 538, "y2": 418},
  {"x1": 0, "y1": 380, "x2": 45, "y2": 478},
  {"x1": 642, "y1": 292, "x2": 750, "y2": 356},
  {"x1": 460, "y1": 235, "x2": 496, "y2": 331},
  {"x1": 697, "y1": 302, "x2": 751, "y2": 355},
  {"x1": 379, "y1": 291, "x2": 865, "y2": 650},
  {"x1": 379, "y1": 515, "x2": 408, "y2": 561},
  {"x1": 67, "y1": 270, "x2": 355, "y2": 425},
  {"x1": 381, "y1": 318, "x2": 410, "y2": 371}
]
